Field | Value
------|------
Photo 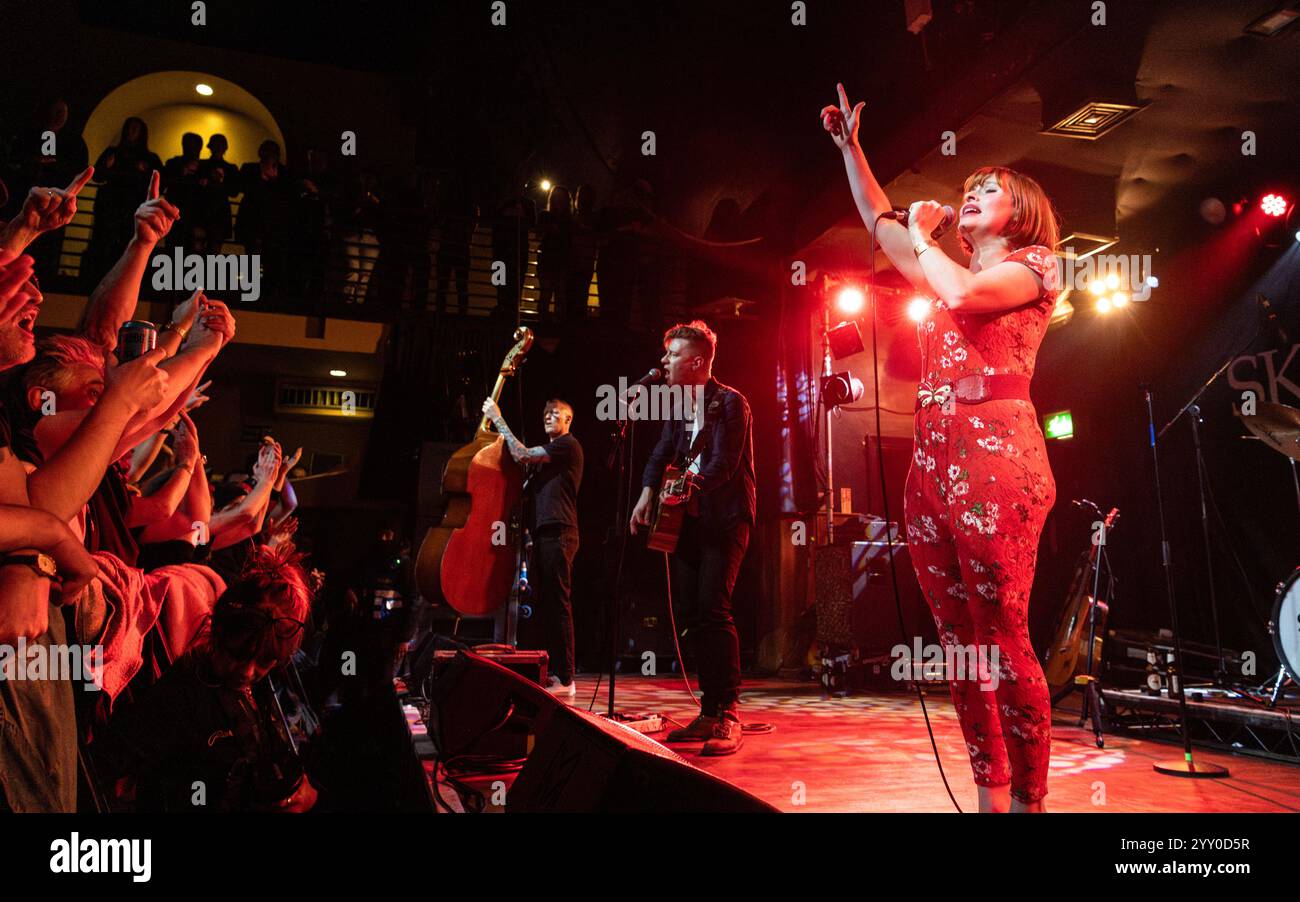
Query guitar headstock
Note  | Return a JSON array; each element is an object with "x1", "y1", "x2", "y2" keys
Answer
[{"x1": 500, "y1": 327, "x2": 534, "y2": 377}]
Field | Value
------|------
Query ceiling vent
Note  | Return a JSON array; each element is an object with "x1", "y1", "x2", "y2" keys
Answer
[{"x1": 1042, "y1": 100, "x2": 1145, "y2": 140}]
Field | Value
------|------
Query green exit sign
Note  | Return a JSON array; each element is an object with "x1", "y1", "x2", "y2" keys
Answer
[{"x1": 1044, "y1": 410, "x2": 1074, "y2": 440}]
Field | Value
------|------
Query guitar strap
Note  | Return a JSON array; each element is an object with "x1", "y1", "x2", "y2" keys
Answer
[{"x1": 682, "y1": 388, "x2": 726, "y2": 468}]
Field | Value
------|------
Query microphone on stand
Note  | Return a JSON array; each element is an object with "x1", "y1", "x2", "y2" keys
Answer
[
  {"x1": 621, "y1": 367, "x2": 663, "y2": 400},
  {"x1": 881, "y1": 205, "x2": 957, "y2": 237}
]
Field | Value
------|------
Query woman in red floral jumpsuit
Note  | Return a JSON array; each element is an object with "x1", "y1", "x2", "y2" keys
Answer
[{"x1": 823, "y1": 85, "x2": 1060, "y2": 812}]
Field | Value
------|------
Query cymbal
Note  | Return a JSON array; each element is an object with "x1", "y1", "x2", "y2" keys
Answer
[{"x1": 1237, "y1": 401, "x2": 1300, "y2": 462}]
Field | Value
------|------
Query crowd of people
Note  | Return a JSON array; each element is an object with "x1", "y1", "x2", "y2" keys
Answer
[
  {"x1": 0, "y1": 161, "x2": 415, "y2": 813},
  {"x1": 1, "y1": 102, "x2": 656, "y2": 320}
]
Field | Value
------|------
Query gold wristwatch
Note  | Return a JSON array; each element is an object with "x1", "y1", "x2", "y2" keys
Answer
[{"x1": 0, "y1": 552, "x2": 59, "y2": 579}]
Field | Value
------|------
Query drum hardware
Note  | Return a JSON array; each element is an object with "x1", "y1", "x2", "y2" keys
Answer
[{"x1": 1262, "y1": 568, "x2": 1300, "y2": 707}]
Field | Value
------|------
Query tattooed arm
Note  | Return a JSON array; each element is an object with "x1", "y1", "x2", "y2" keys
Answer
[{"x1": 481, "y1": 398, "x2": 549, "y2": 465}]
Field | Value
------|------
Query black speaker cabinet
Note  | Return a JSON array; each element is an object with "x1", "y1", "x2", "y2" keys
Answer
[{"x1": 507, "y1": 705, "x2": 779, "y2": 813}]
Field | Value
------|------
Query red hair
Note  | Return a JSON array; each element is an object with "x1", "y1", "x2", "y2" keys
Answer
[{"x1": 958, "y1": 167, "x2": 1060, "y2": 256}]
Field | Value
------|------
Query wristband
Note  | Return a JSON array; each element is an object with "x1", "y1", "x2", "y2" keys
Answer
[
  {"x1": 914, "y1": 239, "x2": 936, "y2": 257},
  {"x1": 162, "y1": 321, "x2": 190, "y2": 341}
]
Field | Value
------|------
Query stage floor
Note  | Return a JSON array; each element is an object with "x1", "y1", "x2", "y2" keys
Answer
[{"x1": 425, "y1": 674, "x2": 1300, "y2": 813}]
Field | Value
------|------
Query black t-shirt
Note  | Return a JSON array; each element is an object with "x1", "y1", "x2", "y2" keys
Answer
[{"x1": 529, "y1": 433, "x2": 583, "y2": 530}]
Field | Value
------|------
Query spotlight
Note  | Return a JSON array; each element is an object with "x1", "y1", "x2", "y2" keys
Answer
[
  {"x1": 539, "y1": 179, "x2": 553, "y2": 192},
  {"x1": 1088, "y1": 279, "x2": 1106, "y2": 295},
  {"x1": 835, "y1": 286, "x2": 866, "y2": 316},
  {"x1": 195, "y1": 83, "x2": 214, "y2": 96},
  {"x1": 1295, "y1": 230, "x2": 1300, "y2": 243},
  {"x1": 1146, "y1": 275, "x2": 1159, "y2": 288},
  {"x1": 1111, "y1": 292, "x2": 1129, "y2": 308},
  {"x1": 1096, "y1": 297, "x2": 1112, "y2": 313},
  {"x1": 820, "y1": 372, "x2": 864, "y2": 408},
  {"x1": 1105, "y1": 273, "x2": 1121, "y2": 290},
  {"x1": 827, "y1": 321, "x2": 865, "y2": 359},
  {"x1": 907, "y1": 296, "x2": 931, "y2": 323},
  {"x1": 329, "y1": 369, "x2": 347, "y2": 377},
  {"x1": 1261, "y1": 193, "x2": 1289, "y2": 217}
]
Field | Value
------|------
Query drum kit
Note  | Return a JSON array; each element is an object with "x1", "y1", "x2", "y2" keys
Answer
[{"x1": 1235, "y1": 401, "x2": 1300, "y2": 704}]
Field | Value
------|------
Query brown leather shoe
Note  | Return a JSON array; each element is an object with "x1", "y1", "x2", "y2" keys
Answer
[
  {"x1": 666, "y1": 714, "x2": 717, "y2": 742},
  {"x1": 701, "y1": 712, "x2": 744, "y2": 756}
]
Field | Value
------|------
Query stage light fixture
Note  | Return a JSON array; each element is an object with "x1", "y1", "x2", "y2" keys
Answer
[
  {"x1": 836, "y1": 286, "x2": 866, "y2": 316},
  {"x1": 195, "y1": 83, "x2": 213, "y2": 96},
  {"x1": 1295, "y1": 230, "x2": 1300, "y2": 243},
  {"x1": 539, "y1": 179, "x2": 552, "y2": 192},
  {"x1": 1111, "y1": 292, "x2": 1129, "y2": 308},
  {"x1": 329, "y1": 369, "x2": 347, "y2": 377},
  {"x1": 907, "y1": 296, "x2": 931, "y2": 323},
  {"x1": 1088, "y1": 279, "x2": 1105, "y2": 295},
  {"x1": 820, "y1": 372, "x2": 864, "y2": 408},
  {"x1": 1096, "y1": 297, "x2": 1112, "y2": 313},
  {"x1": 1146, "y1": 275, "x2": 1159, "y2": 288},
  {"x1": 1261, "y1": 193, "x2": 1289, "y2": 217},
  {"x1": 1105, "y1": 273, "x2": 1121, "y2": 290},
  {"x1": 827, "y1": 320, "x2": 865, "y2": 359}
]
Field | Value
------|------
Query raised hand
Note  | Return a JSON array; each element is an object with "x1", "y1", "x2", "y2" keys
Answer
[
  {"x1": 187, "y1": 298, "x2": 235, "y2": 348},
  {"x1": 820, "y1": 83, "x2": 865, "y2": 151},
  {"x1": 104, "y1": 346, "x2": 169, "y2": 415},
  {"x1": 173, "y1": 414, "x2": 199, "y2": 465},
  {"x1": 253, "y1": 440, "x2": 282, "y2": 482},
  {"x1": 185, "y1": 380, "x2": 212, "y2": 411},
  {"x1": 0, "y1": 250, "x2": 36, "y2": 326},
  {"x1": 133, "y1": 171, "x2": 181, "y2": 245},
  {"x1": 14, "y1": 166, "x2": 94, "y2": 236}
]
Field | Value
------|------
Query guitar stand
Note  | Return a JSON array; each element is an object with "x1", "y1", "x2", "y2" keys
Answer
[{"x1": 1075, "y1": 674, "x2": 1106, "y2": 749}]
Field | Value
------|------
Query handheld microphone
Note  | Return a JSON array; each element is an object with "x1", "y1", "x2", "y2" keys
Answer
[{"x1": 882, "y1": 205, "x2": 957, "y2": 237}]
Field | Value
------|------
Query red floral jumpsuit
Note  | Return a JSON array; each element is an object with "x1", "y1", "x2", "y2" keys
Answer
[{"x1": 903, "y1": 245, "x2": 1058, "y2": 803}]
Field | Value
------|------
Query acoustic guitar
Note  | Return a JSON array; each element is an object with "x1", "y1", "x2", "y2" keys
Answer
[
  {"x1": 646, "y1": 462, "x2": 696, "y2": 554},
  {"x1": 1043, "y1": 506, "x2": 1119, "y2": 702},
  {"x1": 415, "y1": 327, "x2": 533, "y2": 616}
]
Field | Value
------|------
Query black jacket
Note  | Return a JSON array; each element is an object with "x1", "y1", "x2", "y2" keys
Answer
[{"x1": 641, "y1": 377, "x2": 755, "y2": 530}]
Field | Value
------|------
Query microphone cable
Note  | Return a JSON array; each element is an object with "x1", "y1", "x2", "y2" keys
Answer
[{"x1": 867, "y1": 211, "x2": 963, "y2": 813}]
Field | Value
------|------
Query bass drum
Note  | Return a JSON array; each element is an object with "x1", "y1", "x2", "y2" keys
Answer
[{"x1": 1270, "y1": 568, "x2": 1300, "y2": 681}]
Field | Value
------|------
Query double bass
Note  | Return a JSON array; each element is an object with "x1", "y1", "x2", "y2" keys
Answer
[{"x1": 416, "y1": 327, "x2": 533, "y2": 616}]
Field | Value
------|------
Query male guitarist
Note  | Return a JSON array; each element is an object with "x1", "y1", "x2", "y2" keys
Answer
[
  {"x1": 482, "y1": 397, "x2": 584, "y2": 698},
  {"x1": 630, "y1": 321, "x2": 755, "y2": 755}
]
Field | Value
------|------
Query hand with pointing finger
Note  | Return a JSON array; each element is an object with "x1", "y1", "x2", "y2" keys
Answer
[
  {"x1": 132, "y1": 170, "x2": 180, "y2": 246},
  {"x1": 820, "y1": 83, "x2": 866, "y2": 152},
  {"x1": 14, "y1": 166, "x2": 94, "y2": 236}
]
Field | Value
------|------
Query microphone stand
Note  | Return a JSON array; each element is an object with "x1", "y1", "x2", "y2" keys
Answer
[
  {"x1": 605, "y1": 412, "x2": 634, "y2": 717},
  {"x1": 1156, "y1": 325, "x2": 1262, "y2": 687},
  {"x1": 1144, "y1": 385, "x2": 1229, "y2": 779}
]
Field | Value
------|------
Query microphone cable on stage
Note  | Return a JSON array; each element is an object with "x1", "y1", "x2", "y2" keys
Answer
[
  {"x1": 867, "y1": 212, "x2": 963, "y2": 813},
  {"x1": 660, "y1": 552, "x2": 774, "y2": 735}
]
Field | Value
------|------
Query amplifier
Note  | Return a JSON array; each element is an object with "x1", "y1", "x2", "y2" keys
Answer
[
  {"x1": 815, "y1": 531, "x2": 935, "y2": 654},
  {"x1": 432, "y1": 648, "x2": 549, "y2": 687}
]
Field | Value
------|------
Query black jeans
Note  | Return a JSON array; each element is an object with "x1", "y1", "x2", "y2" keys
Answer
[
  {"x1": 669, "y1": 517, "x2": 749, "y2": 716},
  {"x1": 532, "y1": 524, "x2": 578, "y2": 684}
]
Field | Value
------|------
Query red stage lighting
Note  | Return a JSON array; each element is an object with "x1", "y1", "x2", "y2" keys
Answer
[
  {"x1": 835, "y1": 286, "x2": 866, "y2": 316},
  {"x1": 1261, "y1": 193, "x2": 1289, "y2": 217}
]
